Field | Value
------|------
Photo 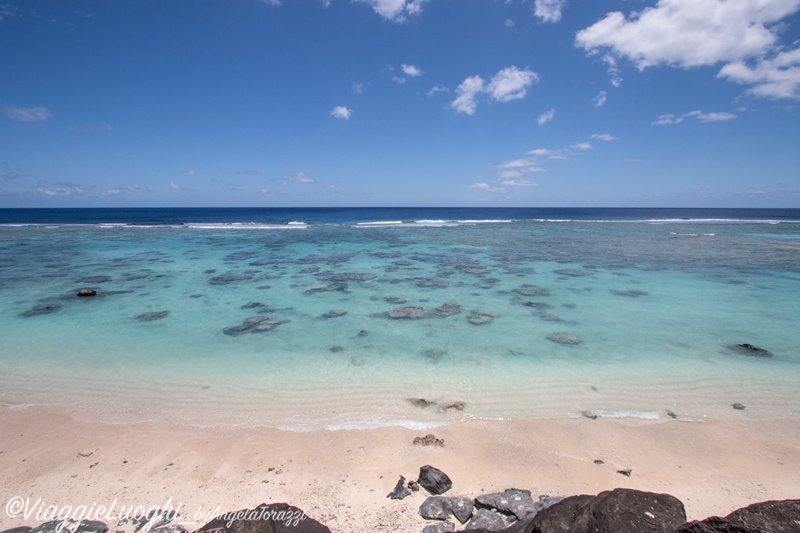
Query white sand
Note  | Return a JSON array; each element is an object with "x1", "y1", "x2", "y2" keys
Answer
[{"x1": 1, "y1": 406, "x2": 799, "y2": 532}]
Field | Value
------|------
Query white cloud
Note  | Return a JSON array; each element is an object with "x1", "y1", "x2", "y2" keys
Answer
[
  {"x1": 571, "y1": 142, "x2": 593, "y2": 150},
  {"x1": 330, "y1": 106, "x2": 352, "y2": 120},
  {"x1": 505, "y1": 19, "x2": 516, "y2": 28},
  {"x1": 324, "y1": 185, "x2": 337, "y2": 189},
  {"x1": 285, "y1": 171, "x2": 315, "y2": 184},
  {"x1": 352, "y1": 0, "x2": 428, "y2": 21},
  {"x1": 3, "y1": 106, "x2": 52, "y2": 122},
  {"x1": 393, "y1": 76, "x2": 407, "y2": 84},
  {"x1": 593, "y1": 90, "x2": 607, "y2": 107},
  {"x1": 654, "y1": 109, "x2": 737, "y2": 125},
  {"x1": 35, "y1": 182, "x2": 90, "y2": 196},
  {"x1": 527, "y1": 148, "x2": 563, "y2": 158},
  {"x1": 451, "y1": 75, "x2": 485, "y2": 115},
  {"x1": 535, "y1": 0, "x2": 567, "y2": 23},
  {"x1": 352, "y1": 82, "x2": 367, "y2": 94},
  {"x1": 261, "y1": 188, "x2": 276, "y2": 195},
  {"x1": 469, "y1": 182, "x2": 508, "y2": 193},
  {"x1": 537, "y1": 108, "x2": 555, "y2": 125},
  {"x1": 184, "y1": 170, "x2": 194, "y2": 177},
  {"x1": 653, "y1": 113, "x2": 684, "y2": 125},
  {"x1": 576, "y1": 0, "x2": 799, "y2": 69},
  {"x1": 487, "y1": 66, "x2": 539, "y2": 102},
  {"x1": 401, "y1": 64, "x2": 423, "y2": 77},
  {"x1": 576, "y1": 0, "x2": 800, "y2": 98},
  {"x1": 451, "y1": 66, "x2": 539, "y2": 115},
  {"x1": 427, "y1": 84, "x2": 449, "y2": 96},
  {"x1": 499, "y1": 178, "x2": 539, "y2": 187},
  {"x1": 719, "y1": 47, "x2": 800, "y2": 99},
  {"x1": 497, "y1": 158, "x2": 541, "y2": 169},
  {"x1": 591, "y1": 133, "x2": 617, "y2": 141},
  {"x1": 262, "y1": 0, "x2": 281, "y2": 5}
]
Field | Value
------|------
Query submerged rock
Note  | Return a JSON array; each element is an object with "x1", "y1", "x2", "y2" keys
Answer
[
  {"x1": 554, "y1": 269, "x2": 594, "y2": 276},
  {"x1": 305, "y1": 283, "x2": 348, "y2": 294},
  {"x1": 611, "y1": 289, "x2": 649, "y2": 297},
  {"x1": 384, "y1": 296, "x2": 407, "y2": 304},
  {"x1": 417, "y1": 278, "x2": 448, "y2": 288},
  {"x1": 208, "y1": 271, "x2": 259, "y2": 285},
  {"x1": 21, "y1": 303, "x2": 63, "y2": 317},
  {"x1": 315, "y1": 272, "x2": 376, "y2": 282},
  {"x1": 76, "y1": 275, "x2": 112, "y2": 284},
  {"x1": 387, "y1": 306, "x2": 426, "y2": 319},
  {"x1": 728, "y1": 343, "x2": 773, "y2": 357},
  {"x1": 423, "y1": 348, "x2": 447, "y2": 361},
  {"x1": 322, "y1": 309, "x2": 347, "y2": 318},
  {"x1": 467, "y1": 309, "x2": 498, "y2": 325},
  {"x1": 135, "y1": 310, "x2": 170, "y2": 322},
  {"x1": 240, "y1": 301, "x2": 266, "y2": 309},
  {"x1": 547, "y1": 332, "x2": 582, "y2": 345},
  {"x1": 329, "y1": 345, "x2": 344, "y2": 352},
  {"x1": 408, "y1": 398, "x2": 435, "y2": 408},
  {"x1": 222, "y1": 316, "x2": 284, "y2": 336},
  {"x1": 512, "y1": 286, "x2": 551, "y2": 297},
  {"x1": 433, "y1": 302, "x2": 462, "y2": 317}
]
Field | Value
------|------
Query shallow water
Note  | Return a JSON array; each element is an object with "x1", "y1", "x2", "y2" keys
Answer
[{"x1": 1, "y1": 209, "x2": 799, "y2": 429}]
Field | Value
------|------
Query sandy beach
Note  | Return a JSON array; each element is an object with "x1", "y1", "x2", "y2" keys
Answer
[{"x1": 1, "y1": 407, "x2": 799, "y2": 532}]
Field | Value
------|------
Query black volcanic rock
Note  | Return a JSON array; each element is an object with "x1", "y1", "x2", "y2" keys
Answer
[
  {"x1": 418, "y1": 465, "x2": 452, "y2": 495},
  {"x1": 195, "y1": 503, "x2": 330, "y2": 533},
  {"x1": 529, "y1": 488, "x2": 685, "y2": 533},
  {"x1": 675, "y1": 499, "x2": 800, "y2": 533}
]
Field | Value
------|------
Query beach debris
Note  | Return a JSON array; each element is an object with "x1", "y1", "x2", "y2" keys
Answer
[
  {"x1": 476, "y1": 489, "x2": 539, "y2": 521},
  {"x1": 732, "y1": 403, "x2": 747, "y2": 410},
  {"x1": 616, "y1": 469, "x2": 632, "y2": 477},
  {"x1": 581, "y1": 410, "x2": 598, "y2": 420},
  {"x1": 408, "y1": 398, "x2": 435, "y2": 409},
  {"x1": 433, "y1": 302, "x2": 462, "y2": 317},
  {"x1": 77, "y1": 275, "x2": 112, "y2": 284},
  {"x1": 419, "y1": 497, "x2": 474, "y2": 524},
  {"x1": 611, "y1": 289, "x2": 649, "y2": 297},
  {"x1": 21, "y1": 303, "x2": 63, "y2": 317},
  {"x1": 135, "y1": 310, "x2": 170, "y2": 322},
  {"x1": 329, "y1": 345, "x2": 344, "y2": 353},
  {"x1": 423, "y1": 348, "x2": 447, "y2": 361},
  {"x1": 728, "y1": 343, "x2": 773, "y2": 357},
  {"x1": 547, "y1": 332, "x2": 582, "y2": 345},
  {"x1": 594, "y1": 460, "x2": 605, "y2": 465},
  {"x1": 387, "y1": 306, "x2": 426, "y2": 319},
  {"x1": 554, "y1": 269, "x2": 594, "y2": 276},
  {"x1": 77, "y1": 452, "x2": 93, "y2": 458},
  {"x1": 222, "y1": 316, "x2": 284, "y2": 336},
  {"x1": 422, "y1": 521, "x2": 455, "y2": 533},
  {"x1": 322, "y1": 309, "x2": 347, "y2": 318},
  {"x1": 387, "y1": 475, "x2": 412, "y2": 500},
  {"x1": 417, "y1": 465, "x2": 452, "y2": 495},
  {"x1": 413, "y1": 434, "x2": 445, "y2": 447},
  {"x1": 77, "y1": 289, "x2": 97, "y2": 297},
  {"x1": 443, "y1": 401, "x2": 465, "y2": 411},
  {"x1": 666, "y1": 409, "x2": 678, "y2": 419},
  {"x1": 465, "y1": 508, "x2": 509, "y2": 531}
]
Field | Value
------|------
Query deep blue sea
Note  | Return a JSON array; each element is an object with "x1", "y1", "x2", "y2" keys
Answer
[{"x1": 1, "y1": 207, "x2": 799, "y2": 429}]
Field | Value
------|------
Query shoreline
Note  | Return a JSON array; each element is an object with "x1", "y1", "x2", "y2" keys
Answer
[{"x1": 1, "y1": 407, "x2": 799, "y2": 532}]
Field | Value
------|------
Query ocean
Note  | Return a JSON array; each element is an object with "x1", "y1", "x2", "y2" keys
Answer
[{"x1": 1, "y1": 207, "x2": 799, "y2": 430}]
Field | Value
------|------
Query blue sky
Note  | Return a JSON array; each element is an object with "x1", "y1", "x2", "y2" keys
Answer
[{"x1": 2, "y1": 0, "x2": 800, "y2": 208}]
